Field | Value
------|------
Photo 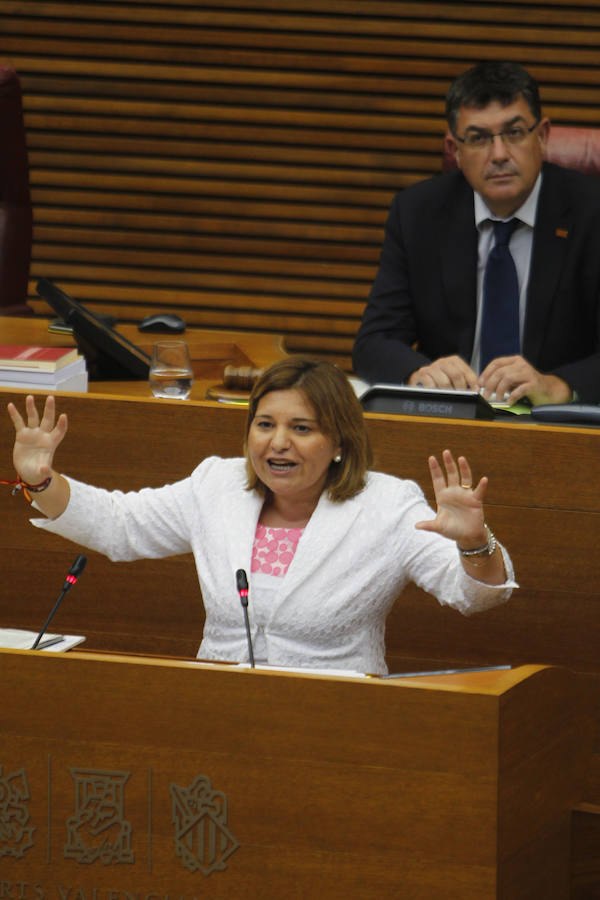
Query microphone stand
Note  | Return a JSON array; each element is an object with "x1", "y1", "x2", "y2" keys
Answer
[
  {"x1": 235, "y1": 569, "x2": 255, "y2": 668},
  {"x1": 31, "y1": 555, "x2": 87, "y2": 649}
]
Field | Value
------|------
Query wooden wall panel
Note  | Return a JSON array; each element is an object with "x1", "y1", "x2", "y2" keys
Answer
[{"x1": 2, "y1": 1, "x2": 600, "y2": 369}]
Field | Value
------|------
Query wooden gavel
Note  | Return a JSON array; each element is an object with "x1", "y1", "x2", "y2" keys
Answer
[{"x1": 223, "y1": 365, "x2": 264, "y2": 391}]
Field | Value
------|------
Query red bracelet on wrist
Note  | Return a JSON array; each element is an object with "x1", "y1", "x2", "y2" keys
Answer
[{"x1": 1, "y1": 474, "x2": 53, "y2": 503}]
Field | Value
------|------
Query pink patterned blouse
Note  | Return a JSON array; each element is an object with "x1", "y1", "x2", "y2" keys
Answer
[{"x1": 251, "y1": 523, "x2": 304, "y2": 577}]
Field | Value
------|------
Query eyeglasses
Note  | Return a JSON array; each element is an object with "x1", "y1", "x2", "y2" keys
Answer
[{"x1": 455, "y1": 120, "x2": 540, "y2": 150}]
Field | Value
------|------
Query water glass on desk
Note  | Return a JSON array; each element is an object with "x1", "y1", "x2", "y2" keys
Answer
[{"x1": 149, "y1": 340, "x2": 194, "y2": 399}]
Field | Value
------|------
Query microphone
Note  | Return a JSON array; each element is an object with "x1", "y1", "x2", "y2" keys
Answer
[
  {"x1": 31, "y1": 555, "x2": 87, "y2": 650},
  {"x1": 235, "y1": 568, "x2": 255, "y2": 668}
]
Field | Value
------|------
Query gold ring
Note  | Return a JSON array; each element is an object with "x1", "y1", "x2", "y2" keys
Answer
[{"x1": 460, "y1": 483, "x2": 471, "y2": 490}]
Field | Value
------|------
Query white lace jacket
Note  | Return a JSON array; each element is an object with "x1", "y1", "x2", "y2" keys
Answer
[{"x1": 32, "y1": 456, "x2": 517, "y2": 674}]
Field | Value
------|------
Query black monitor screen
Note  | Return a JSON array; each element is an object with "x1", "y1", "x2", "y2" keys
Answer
[{"x1": 36, "y1": 278, "x2": 151, "y2": 380}]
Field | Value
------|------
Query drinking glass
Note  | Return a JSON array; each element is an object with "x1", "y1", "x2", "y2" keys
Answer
[{"x1": 149, "y1": 340, "x2": 194, "y2": 399}]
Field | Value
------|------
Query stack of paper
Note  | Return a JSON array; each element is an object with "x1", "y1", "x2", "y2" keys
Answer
[
  {"x1": 0, "y1": 345, "x2": 88, "y2": 392},
  {"x1": 0, "y1": 628, "x2": 86, "y2": 652}
]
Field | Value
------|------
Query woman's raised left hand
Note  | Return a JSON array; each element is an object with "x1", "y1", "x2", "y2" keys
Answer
[{"x1": 414, "y1": 449, "x2": 488, "y2": 550}]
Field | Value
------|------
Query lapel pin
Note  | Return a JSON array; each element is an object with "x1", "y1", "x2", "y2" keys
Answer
[{"x1": 555, "y1": 228, "x2": 568, "y2": 239}]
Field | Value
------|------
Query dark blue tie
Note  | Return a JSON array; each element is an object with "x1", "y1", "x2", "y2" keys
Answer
[{"x1": 480, "y1": 219, "x2": 520, "y2": 371}]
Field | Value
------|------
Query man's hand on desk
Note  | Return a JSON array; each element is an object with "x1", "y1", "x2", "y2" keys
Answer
[
  {"x1": 407, "y1": 356, "x2": 480, "y2": 391},
  {"x1": 407, "y1": 353, "x2": 573, "y2": 407},
  {"x1": 478, "y1": 356, "x2": 572, "y2": 406}
]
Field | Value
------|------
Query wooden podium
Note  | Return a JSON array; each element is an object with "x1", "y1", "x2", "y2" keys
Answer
[{"x1": 0, "y1": 650, "x2": 594, "y2": 899}]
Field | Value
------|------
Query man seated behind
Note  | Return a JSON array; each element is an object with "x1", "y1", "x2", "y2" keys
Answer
[{"x1": 352, "y1": 60, "x2": 600, "y2": 406}]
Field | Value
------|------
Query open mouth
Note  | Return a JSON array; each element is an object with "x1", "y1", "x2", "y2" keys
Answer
[{"x1": 268, "y1": 460, "x2": 297, "y2": 472}]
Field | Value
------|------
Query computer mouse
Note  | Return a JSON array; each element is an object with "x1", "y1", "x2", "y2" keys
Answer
[{"x1": 138, "y1": 313, "x2": 186, "y2": 334}]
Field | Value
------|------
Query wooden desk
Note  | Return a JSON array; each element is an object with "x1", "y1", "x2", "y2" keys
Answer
[
  {"x1": 0, "y1": 315, "x2": 286, "y2": 399},
  {"x1": 1, "y1": 320, "x2": 600, "y2": 892},
  {"x1": 0, "y1": 651, "x2": 595, "y2": 898}
]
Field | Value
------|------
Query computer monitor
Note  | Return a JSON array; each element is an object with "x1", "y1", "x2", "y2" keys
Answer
[{"x1": 36, "y1": 278, "x2": 151, "y2": 380}]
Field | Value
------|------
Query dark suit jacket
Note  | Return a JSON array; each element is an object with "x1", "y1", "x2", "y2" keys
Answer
[{"x1": 352, "y1": 162, "x2": 600, "y2": 402}]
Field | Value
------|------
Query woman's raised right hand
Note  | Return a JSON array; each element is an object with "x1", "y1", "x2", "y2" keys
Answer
[{"x1": 7, "y1": 394, "x2": 68, "y2": 485}]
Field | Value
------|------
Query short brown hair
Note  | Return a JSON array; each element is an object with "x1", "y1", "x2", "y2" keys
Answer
[{"x1": 244, "y1": 356, "x2": 372, "y2": 502}]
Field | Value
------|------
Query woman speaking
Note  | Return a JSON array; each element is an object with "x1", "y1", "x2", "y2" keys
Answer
[{"x1": 7, "y1": 356, "x2": 516, "y2": 674}]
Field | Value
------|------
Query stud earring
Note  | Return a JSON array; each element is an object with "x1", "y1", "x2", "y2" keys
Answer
[{"x1": 333, "y1": 454, "x2": 342, "y2": 463}]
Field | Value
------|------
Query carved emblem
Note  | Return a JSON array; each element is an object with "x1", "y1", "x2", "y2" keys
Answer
[
  {"x1": 64, "y1": 768, "x2": 134, "y2": 865},
  {"x1": 170, "y1": 775, "x2": 239, "y2": 875},
  {"x1": 0, "y1": 766, "x2": 35, "y2": 859}
]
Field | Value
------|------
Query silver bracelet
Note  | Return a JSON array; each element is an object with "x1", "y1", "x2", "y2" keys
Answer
[{"x1": 458, "y1": 524, "x2": 497, "y2": 559}]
